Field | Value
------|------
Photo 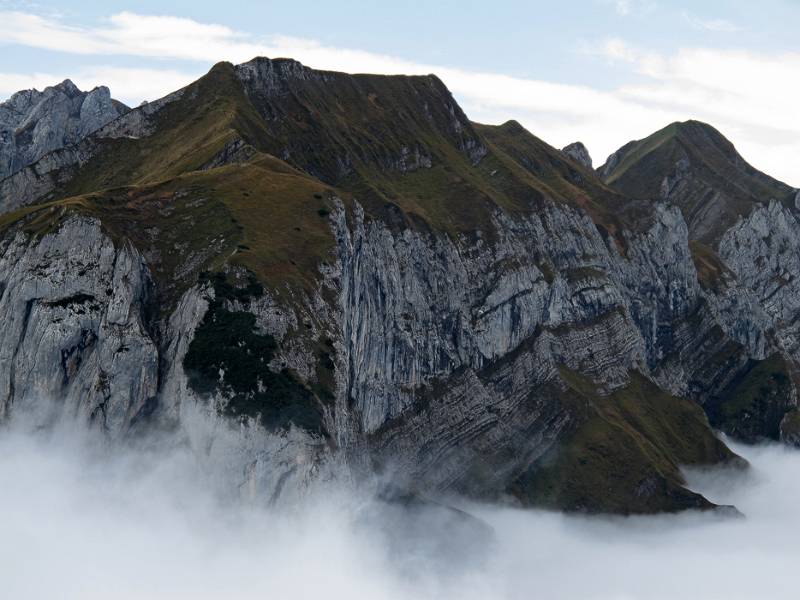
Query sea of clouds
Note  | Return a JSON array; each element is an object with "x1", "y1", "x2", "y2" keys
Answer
[{"x1": 1, "y1": 411, "x2": 799, "y2": 600}]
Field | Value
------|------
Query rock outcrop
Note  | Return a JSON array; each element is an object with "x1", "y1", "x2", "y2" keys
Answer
[
  {"x1": 562, "y1": 141, "x2": 593, "y2": 169},
  {"x1": 0, "y1": 80, "x2": 127, "y2": 181},
  {"x1": 0, "y1": 217, "x2": 157, "y2": 431}
]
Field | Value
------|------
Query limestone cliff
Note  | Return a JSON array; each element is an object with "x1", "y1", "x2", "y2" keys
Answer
[
  {"x1": 0, "y1": 80, "x2": 127, "y2": 181},
  {"x1": 0, "y1": 58, "x2": 796, "y2": 514}
]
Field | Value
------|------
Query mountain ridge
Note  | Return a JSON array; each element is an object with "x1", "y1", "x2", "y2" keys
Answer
[
  {"x1": 0, "y1": 57, "x2": 798, "y2": 515},
  {"x1": 599, "y1": 119, "x2": 795, "y2": 244}
]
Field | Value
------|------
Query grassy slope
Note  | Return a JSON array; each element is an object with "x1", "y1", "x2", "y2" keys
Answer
[
  {"x1": 601, "y1": 121, "x2": 792, "y2": 242},
  {"x1": 0, "y1": 154, "x2": 339, "y2": 315},
  {"x1": 234, "y1": 59, "x2": 654, "y2": 242},
  {"x1": 475, "y1": 120, "x2": 654, "y2": 244},
  {"x1": 232, "y1": 61, "x2": 513, "y2": 238},
  {"x1": 1, "y1": 59, "x2": 660, "y2": 311},
  {"x1": 513, "y1": 369, "x2": 740, "y2": 514},
  {"x1": 706, "y1": 353, "x2": 794, "y2": 442},
  {"x1": 689, "y1": 240, "x2": 732, "y2": 292},
  {"x1": 60, "y1": 62, "x2": 272, "y2": 197}
]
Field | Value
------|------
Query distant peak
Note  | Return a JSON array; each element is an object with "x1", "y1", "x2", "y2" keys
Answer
[
  {"x1": 236, "y1": 56, "x2": 312, "y2": 75},
  {"x1": 562, "y1": 142, "x2": 593, "y2": 169},
  {"x1": 55, "y1": 79, "x2": 81, "y2": 96},
  {"x1": 652, "y1": 120, "x2": 727, "y2": 145},
  {"x1": 498, "y1": 120, "x2": 526, "y2": 134},
  {"x1": 242, "y1": 55, "x2": 305, "y2": 66},
  {"x1": 676, "y1": 119, "x2": 717, "y2": 131}
]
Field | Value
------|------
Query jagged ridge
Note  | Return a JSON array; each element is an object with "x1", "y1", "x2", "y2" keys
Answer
[{"x1": 1, "y1": 58, "x2": 798, "y2": 515}]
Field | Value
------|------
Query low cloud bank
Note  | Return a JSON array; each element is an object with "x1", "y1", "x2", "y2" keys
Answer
[{"x1": 1, "y1": 417, "x2": 798, "y2": 599}]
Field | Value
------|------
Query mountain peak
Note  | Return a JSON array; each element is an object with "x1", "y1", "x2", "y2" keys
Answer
[
  {"x1": 53, "y1": 78, "x2": 81, "y2": 97},
  {"x1": 499, "y1": 119, "x2": 524, "y2": 130},
  {"x1": 0, "y1": 77, "x2": 127, "y2": 181},
  {"x1": 562, "y1": 141, "x2": 593, "y2": 169},
  {"x1": 600, "y1": 120, "x2": 793, "y2": 244}
]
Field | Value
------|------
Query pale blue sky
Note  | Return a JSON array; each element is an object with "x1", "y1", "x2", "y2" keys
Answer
[{"x1": 1, "y1": 0, "x2": 798, "y2": 184}]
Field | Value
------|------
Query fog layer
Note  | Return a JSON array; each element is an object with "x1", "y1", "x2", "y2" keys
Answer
[{"x1": 1, "y1": 419, "x2": 798, "y2": 600}]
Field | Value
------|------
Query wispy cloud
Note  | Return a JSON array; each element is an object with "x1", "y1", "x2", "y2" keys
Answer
[
  {"x1": 682, "y1": 11, "x2": 742, "y2": 33},
  {"x1": 600, "y1": 0, "x2": 656, "y2": 17},
  {"x1": 614, "y1": 0, "x2": 632, "y2": 15},
  {"x1": 0, "y1": 11, "x2": 268, "y2": 61}
]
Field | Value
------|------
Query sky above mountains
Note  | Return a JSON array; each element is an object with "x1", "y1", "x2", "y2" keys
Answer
[{"x1": 0, "y1": 0, "x2": 797, "y2": 185}]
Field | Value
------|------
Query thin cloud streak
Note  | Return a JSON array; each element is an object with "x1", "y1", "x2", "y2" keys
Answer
[{"x1": 682, "y1": 11, "x2": 743, "y2": 33}]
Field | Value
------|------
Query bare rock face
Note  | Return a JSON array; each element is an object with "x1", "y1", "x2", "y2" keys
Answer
[
  {"x1": 0, "y1": 217, "x2": 157, "y2": 432},
  {"x1": 562, "y1": 142, "x2": 593, "y2": 169},
  {"x1": 0, "y1": 86, "x2": 183, "y2": 213},
  {"x1": 0, "y1": 80, "x2": 127, "y2": 181}
]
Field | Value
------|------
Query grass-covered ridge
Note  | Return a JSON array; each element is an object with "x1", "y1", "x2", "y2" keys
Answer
[
  {"x1": 11, "y1": 57, "x2": 662, "y2": 250},
  {"x1": 59, "y1": 62, "x2": 273, "y2": 198},
  {"x1": 0, "y1": 153, "x2": 341, "y2": 316},
  {"x1": 513, "y1": 368, "x2": 741, "y2": 514},
  {"x1": 0, "y1": 56, "x2": 668, "y2": 316}
]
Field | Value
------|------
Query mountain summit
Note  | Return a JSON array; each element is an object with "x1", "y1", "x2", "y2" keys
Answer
[
  {"x1": 599, "y1": 120, "x2": 794, "y2": 243},
  {"x1": 0, "y1": 58, "x2": 798, "y2": 515},
  {"x1": 562, "y1": 141, "x2": 593, "y2": 169}
]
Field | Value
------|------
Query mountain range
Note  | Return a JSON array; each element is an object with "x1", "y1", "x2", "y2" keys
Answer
[{"x1": 0, "y1": 57, "x2": 797, "y2": 514}]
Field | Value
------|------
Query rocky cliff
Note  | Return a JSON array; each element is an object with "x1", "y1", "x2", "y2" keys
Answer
[
  {"x1": 0, "y1": 58, "x2": 796, "y2": 515},
  {"x1": 562, "y1": 141, "x2": 593, "y2": 169},
  {"x1": 0, "y1": 80, "x2": 127, "y2": 182}
]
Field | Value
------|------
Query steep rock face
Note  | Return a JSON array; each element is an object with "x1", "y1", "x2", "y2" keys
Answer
[
  {"x1": 0, "y1": 191, "x2": 741, "y2": 512},
  {"x1": 718, "y1": 200, "x2": 800, "y2": 359},
  {"x1": 158, "y1": 286, "x2": 337, "y2": 505},
  {"x1": 0, "y1": 216, "x2": 335, "y2": 504},
  {"x1": 562, "y1": 142, "x2": 593, "y2": 169},
  {"x1": 330, "y1": 198, "x2": 638, "y2": 436},
  {"x1": 2, "y1": 58, "x2": 796, "y2": 513},
  {"x1": 0, "y1": 87, "x2": 184, "y2": 213},
  {"x1": 0, "y1": 80, "x2": 127, "y2": 181},
  {"x1": 323, "y1": 197, "x2": 746, "y2": 510},
  {"x1": 0, "y1": 217, "x2": 156, "y2": 433}
]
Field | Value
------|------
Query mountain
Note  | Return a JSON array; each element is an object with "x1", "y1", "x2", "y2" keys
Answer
[
  {"x1": 600, "y1": 120, "x2": 800, "y2": 443},
  {"x1": 0, "y1": 79, "x2": 128, "y2": 181},
  {"x1": 562, "y1": 141, "x2": 593, "y2": 169},
  {"x1": 599, "y1": 120, "x2": 795, "y2": 244},
  {"x1": 0, "y1": 58, "x2": 797, "y2": 515}
]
